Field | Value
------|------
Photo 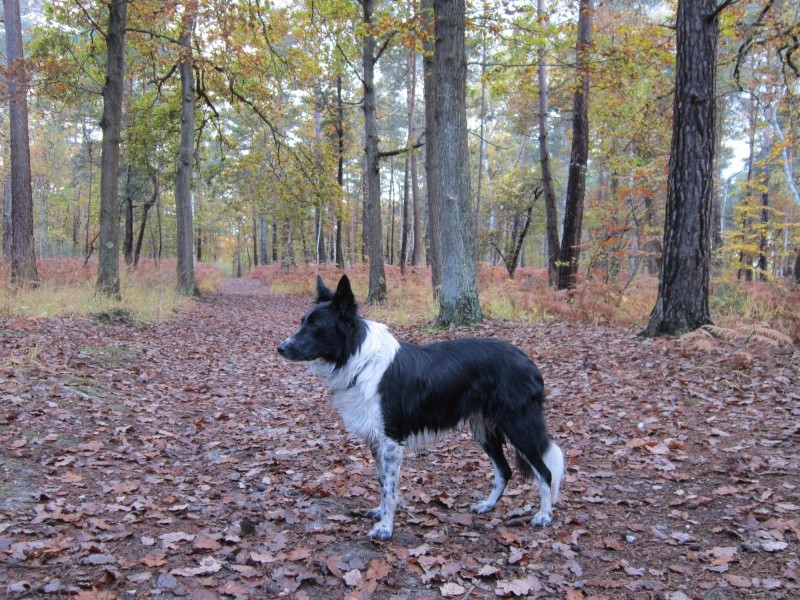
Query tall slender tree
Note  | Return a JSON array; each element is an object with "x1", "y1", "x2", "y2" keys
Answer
[
  {"x1": 175, "y1": 3, "x2": 200, "y2": 296},
  {"x1": 536, "y1": 0, "x2": 560, "y2": 286},
  {"x1": 96, "y1": 0, "x2": 128, "y2": 297},
  {"x1": 644, "y1": 0, "x2": 719, "y2": 336},
  {"x1": 430, "y1": 0, "x2": 482, "y2": 326},
  {"x1": 556, "y1": 0, "x2": 593, "y2": 291},
  {"x1": 361, "y1": 0, "x2": 387, "y2": 302},
  {"x1": 4, "y1": 0, "x2": 39, "y2": 284},
  {"x1": 421, "y1": 0, "x2": 442, "y2": 296}
]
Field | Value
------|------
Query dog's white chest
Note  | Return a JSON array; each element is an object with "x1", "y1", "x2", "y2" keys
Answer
[{"x1": 332, "y1": 386, "x2": 384, "y2": 440}]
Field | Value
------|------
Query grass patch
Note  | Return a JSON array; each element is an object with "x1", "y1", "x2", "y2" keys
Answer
[
  {"x1": 0, "y1": 257, "x2": 224, "y2": 322},
  {"x1": 248, "y1": 262, "x2": 800, "y2": 342}
]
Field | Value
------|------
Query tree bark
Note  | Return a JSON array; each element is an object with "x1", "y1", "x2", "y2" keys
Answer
[
  {"x1": 123, "y1": 164, "x2": 134, "y2": 265},
  {"x1": 431, "y1": 0, "x2": 482, "y2": 326},
  {"x1": 4, "y1": 0, "x2": 39, "y2": 284},
  {"x1": 362, "y1": 0, "x2": 387, "y2": 302},
  {"x1": 3, "y1": 177, "x2": 11, "y2": 258},
  {"x1": 260, "y1": 212, "x2": 269, "y2": 264},
  {"x1": 175, "y1": 7, "x2": 199, "y2": 296},
  {"x1": 134, "y1": 172, "x2": 159, "y2": 267},
  {"x1": 96, "y1": 0, "x2": 127, "y2": 296},
  {"x1": 537, "y1": 0, "x2": 560, "y2": 286},
  {"x1": 556, "y1": 0, "x2": 593, "y2": 291},
  {"x1": 422, "y1": 0, "x2": 442, "y2": 296},
  {"x1": 644, "y1": 0, "x2": 718, "y2": 336},
  {"x1": 335, "y1": 76, "x2": 345, "y2": 269},
  {"x1": 757, "y1": 158, "x2": 771, "y2": 280}
]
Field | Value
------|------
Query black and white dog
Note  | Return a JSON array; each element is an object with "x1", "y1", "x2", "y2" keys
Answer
[{"x1": 277, "y1": 275, "x2": 564, "y2": 540}]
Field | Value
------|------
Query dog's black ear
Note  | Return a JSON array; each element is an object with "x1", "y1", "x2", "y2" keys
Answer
[
  {"x1": 316, "y1": 275, "x2": 334, "y2": 303},
  {"x1": 333, "y1": 275, "x2": 357, "y2": 312}
]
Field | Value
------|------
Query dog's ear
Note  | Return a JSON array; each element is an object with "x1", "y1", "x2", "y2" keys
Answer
[
  {"x1": 333, "y1": 275, "x2": 357, "y2": 313},
  {"x1": 316, "y1": 275, "x2": 334, "y2": 303}
]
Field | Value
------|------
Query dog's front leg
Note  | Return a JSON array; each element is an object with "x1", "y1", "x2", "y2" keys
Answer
[{"x1": 368, "y1": 439, "x2": 403, "y2": 540}]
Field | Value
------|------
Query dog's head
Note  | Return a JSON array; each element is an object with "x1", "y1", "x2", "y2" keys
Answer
[{"x1": 277, "y1": 275, "x2": 363, "y2": 366}]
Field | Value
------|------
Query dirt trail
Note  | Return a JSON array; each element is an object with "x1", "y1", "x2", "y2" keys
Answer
[{"x1": 1, "y1": 277, "x2": 798, "y2": 598}]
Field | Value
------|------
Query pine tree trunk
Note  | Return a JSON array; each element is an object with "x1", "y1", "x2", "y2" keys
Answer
[
  {"x1": 422, "y1": 0, "x2": 442, "y2": 296},
  {"x1": 96, "y1": 0, "x2": 127, "y2": 296},
  {"x1": 537, "y1": 0, "x2": 560, "y2": 286},
  {"x1": 123, "y1": 165, "x2": 134, "y2": 265},
  {"x1": 431, "y1": 0, "x2": 482, "y2": 326},
  {"x1": 175, "y1": 9, "x2": 199, "y2": 296},
  {"x1": 260, "y1": 212, "x2": 268, "y2": 264},
  {"x1": 3, "y1": 177, "x2": 12, "y2": 258},
  {"x1": 556, "y1": 0, "x2": 593, "y2": 291},
  {"x1": 4, "y1": 0, "x2": 39, "y2": 284},
  {"x1": 336, "y1": 76, "x2": 346, "y2": 269},
  {"x1": 362, "y1": 0, "x2": 387, "y2": 302},
  {"x1": 644, "y1": 0, "x2": 717, "y2": 336},
  {"x1": 134, "y1": 172, "x2": 159, "y2": 268}
]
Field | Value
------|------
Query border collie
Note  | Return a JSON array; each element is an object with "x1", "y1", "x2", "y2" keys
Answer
[{"x1": 277, "y1": 275, "x2": 564, "y2": 540}]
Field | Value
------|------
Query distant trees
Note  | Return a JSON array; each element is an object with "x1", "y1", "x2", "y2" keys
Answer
[{"x1": 4, "y1": 0, "x2": 799, "y2": 321}]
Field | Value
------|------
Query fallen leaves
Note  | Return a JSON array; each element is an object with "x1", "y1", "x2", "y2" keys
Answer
[{"x1": 1, "y1": 278, "x2": 798, "y2": 598}]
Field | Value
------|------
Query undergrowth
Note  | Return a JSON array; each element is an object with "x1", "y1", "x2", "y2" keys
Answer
[
  {"x1": 249, "y1": 263, "x2": 800, "y2": 343},
  {"x1": 0, "y1": 258, "x2": 224, "y2": 322}
]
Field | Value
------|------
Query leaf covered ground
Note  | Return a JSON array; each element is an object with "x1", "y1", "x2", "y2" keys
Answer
[{"x1": 1, "y1": 277, "x2": 799, "y2": 599}]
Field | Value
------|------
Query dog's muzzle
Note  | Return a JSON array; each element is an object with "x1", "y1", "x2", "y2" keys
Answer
[{"x1": 277, "y1": 338, "x2": 290, "y2": 356}]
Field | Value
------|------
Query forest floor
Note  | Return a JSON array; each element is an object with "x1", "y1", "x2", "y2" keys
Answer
[{"x1": 1, "y1": 276, "x2": 799, "y2": 599}]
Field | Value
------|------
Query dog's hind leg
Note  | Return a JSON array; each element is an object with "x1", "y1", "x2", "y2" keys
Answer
[
  {"x1": 367, "y1": 438, "x2": 404, "y2": 540},
  {"x1": 471, "y1": 427, "x2": 512, "y2": 514},
  {"x1": 500, "y1": 412, "x2": 563, "y2": 527}
]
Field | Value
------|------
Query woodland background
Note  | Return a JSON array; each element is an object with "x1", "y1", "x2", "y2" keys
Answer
[
  {"x1": 0, "y1": 0, "x2": 798, "y2": 336},
  {"x1": 2, "y1": 1, "x2": 800, "y2": 598}
]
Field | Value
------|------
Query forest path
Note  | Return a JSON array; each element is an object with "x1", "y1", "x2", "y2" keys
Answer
[{"x1": 1, "y1": 277, "x2": 798, "y2": 598}]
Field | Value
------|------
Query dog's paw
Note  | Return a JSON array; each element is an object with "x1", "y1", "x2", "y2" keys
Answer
[
  {"x1": 367, "y1": 523, "x2": 393, "y2": 540},
  {"x1": 365, "y1": 507, "x2": 382, "y2": 520},
  {"x1": 531, "y1": 510, "x2": 552, "y2": 527},
  {"x1": 471, "y1": 501, "x2": 495, "y2": 514}
]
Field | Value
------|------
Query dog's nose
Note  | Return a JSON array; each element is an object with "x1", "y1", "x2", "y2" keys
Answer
[{"x1": 277, "y1": 342, "x2": 286, "y2": 355}]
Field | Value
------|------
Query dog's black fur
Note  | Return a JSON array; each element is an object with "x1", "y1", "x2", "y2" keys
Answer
[{"x1": 278, "y1": 275, "x2": 564, "y2": 539}]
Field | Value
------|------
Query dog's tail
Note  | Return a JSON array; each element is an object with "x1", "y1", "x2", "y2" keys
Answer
[{"x1": 515, "y1": 439, "x2": 565, "y2": 503}]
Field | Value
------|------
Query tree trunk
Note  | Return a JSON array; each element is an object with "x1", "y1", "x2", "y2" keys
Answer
[
  {"x1": 644, "y1": 0, "x2": 717, "y2": 336},
  {"x1": 252, "y1": 208, "x2": 258, "y2": 266},
  {"x1": 4, "y1": 0, "x2": 39, "y2": 284},
  {"x1": 475, "y1": 25, "x2": 488, "y2": 254},
  {"x1": 95, "y1": 2, "x2": 128, "y2": 297},
  {"x1": 134, "y1": 172, "x2": 159, "y2": 267},
  {"x1": 335, "y1": 76, "x2": 346, "y2": 269},
  {"x1": 72, "y1": 178, "x2": 80, "y2": 255},
  {"x1": 260, "y1": 212, "x2": 269, "y2": 264},
  {"x1": 757, "y1": 159, "x2": 771, "y2": 280},
  {"x1": 271, "y1": 213, "x2": 278, "y2": 262},
  {"x1": 422, "y1": 0, "x2": 442, "y2": 296},
  {"x1": 536, "y1": 0, "x2": 560, "y2": 286},
  {"x1": 123, "y1": 165, "x2": 134, "y2": 265},
  {"x1": 794, "y1": 248, "x2": 800, "y2": 285},
  {"x1": 96, "y1": 0, "x2": 127, "y2": 296},
  {"x1": 362, "y1": 0, "x2": 387, "y2": 302},
  {"x1": 175, "y1": 8, "x2": 199, "y2": 296},
  {"x1": 3, "y1": 177, "x2": 11, "y2": 257},
  {"x1": 556, "y1": 0, "x2": 593, "y2": 291},
  {"x1": 431, "y1": 0, "x2": 482, "y2": 326}
]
